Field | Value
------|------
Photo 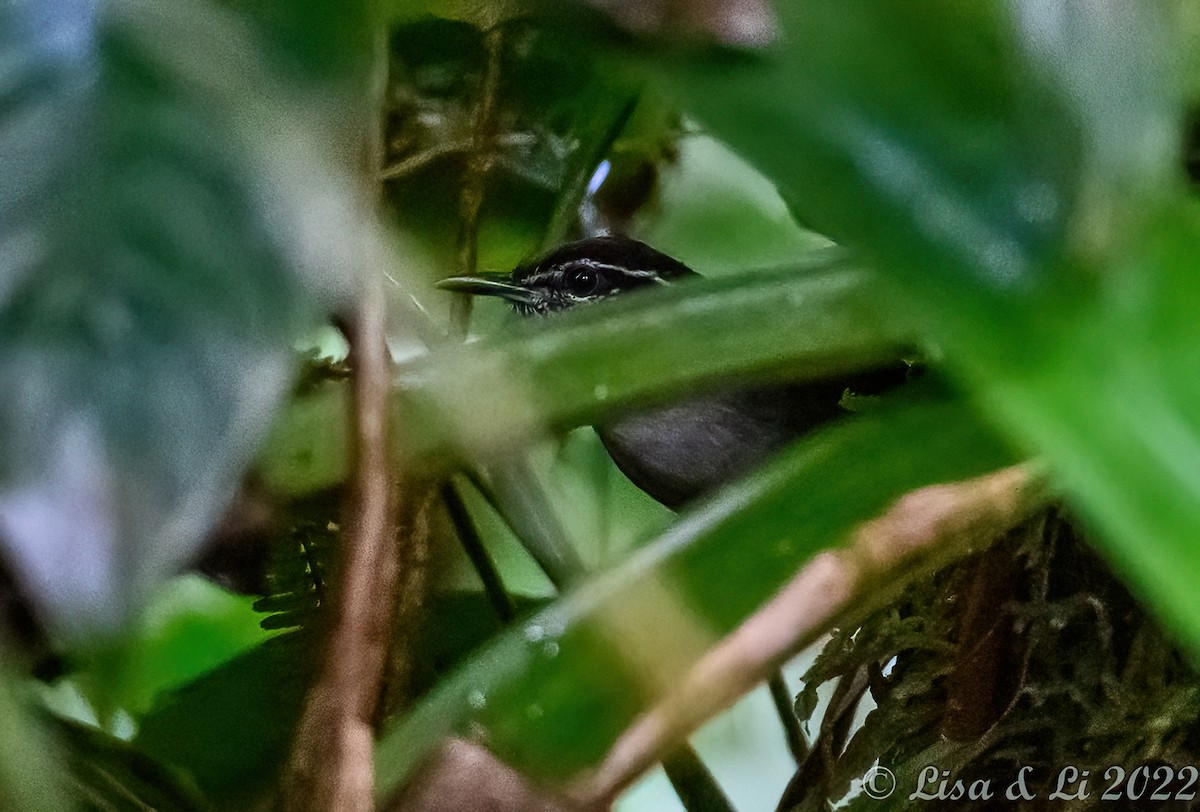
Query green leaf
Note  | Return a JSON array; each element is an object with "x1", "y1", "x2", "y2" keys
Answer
[
  {"x1": 136, "y1": 631, "x2": 314, "y2": 807},
  {"x1": 56, "y1": 575, "x2": 270, "y2": 729},
  {"x1": 658, "y1": 0, "x2": 1176, "y2": 316},
  {"x1": 133, "y1": 591, "x2": 544, "y2": 806},
  {"x1": 401, "y1": 255, "x2": 915, "y2": 461},
  {"x1": 652, "y1": 2, "x2": 1200, "y2": 650},
  {"x1": 225, "y1": 0, "x2": 379, "y2": 84},
  {"x1": 57, "y1": 716, "x2": 210, "y2": 812},
  {"x1": 375, "y1": 392, "x2": 1016, "y2": 793},
  {"x1": 0, "y1": 0, "x2": 373, "y2": 635},
  {"x1": 0, "y1": 672, "x2": 71, "y2": 811},
  {"x1": 410, "y1": 591, "x2": 549, "y2": 695},
  {"x1": 262, "y1": 254, "x2": 915, "y2": 494},
  {"x1": 633, "y1": 134, "x2": 832, "y2": 276}
]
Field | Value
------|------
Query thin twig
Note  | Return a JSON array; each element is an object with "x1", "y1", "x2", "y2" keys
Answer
[
  {"x1": 380, "y1": 139, "x2": 473, "y2": 181},
  {"x1": 298, "y1": 535, "x2": 326, "y2": 605},
  {"x1": 777, "y1": 665, "x2": 870, "y2": 809},
  {"x1": 380, "y1": 133, "x2": 538, "y2": 182},
  {"x1": 660, "y1": 747, "x2": 738, "y2": 812},
  {"x1": 431, "y1": 22, "x2": 541, "y2": 633},
  {"x1": 767, "y1": 671, "x2": 808, "y2": 764},
  {"x1": 441, "y1": 480, "x2": 516, "y2": 623},
  {"x1": 450, "y1": 25, "x2": 505, "y2": 339},
  {"x1": 378, "y1": 485, "x2": 435, "y2": 725}
]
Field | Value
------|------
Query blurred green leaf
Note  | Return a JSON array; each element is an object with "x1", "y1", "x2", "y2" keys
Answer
[
  {"x1": 263, "y1": 255, "x2": 915, "y2": 494},
  {"x1": 134, "y1": 590, "x2": 544, "y2": 806},
  {"x1": 400, "y1": 255, "x2": 915, "y2": 463},
  {"x1": 0, "y1": 0, "x2": 377, "y2": 634},
  {"x1": 68, "y1": 576, "x2": 269, "y2": 721},
  {"x1": 225, "y1": 0, "x2": 378, "y2": 84},
  {"x1": 0, "y1": 671, "x2": 71, "y2": 811},
  {"x1": 657, "y1": 0, "x2": 1175, "y2": 312},
  {"x1": 258, "y1": 378, "x2": 353, "y2": 495},
  {"x1": 633, "y1": 134, "x2": 831, "y2": 275},
  {"x1": 651, "y1": 2, "x2": 1200, "y2": 649},
  {"x1": 376, "y1": 391, "x2": 1017, "y2": 792},
  {"x1": 410, "y1": 590, "x2": 549, "y2": 694},
  {"x1": 58, "y1": 716, "x2": 210, "y2": 812}
]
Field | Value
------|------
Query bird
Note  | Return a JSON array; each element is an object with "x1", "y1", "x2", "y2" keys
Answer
[{"x1": 438, "y1": 236, "x2": 909, "y2": 510}]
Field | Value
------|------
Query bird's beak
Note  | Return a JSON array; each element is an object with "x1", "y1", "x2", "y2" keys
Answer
[{"x1": 436, "y1": 274, "x2": 535, "y2": 305}]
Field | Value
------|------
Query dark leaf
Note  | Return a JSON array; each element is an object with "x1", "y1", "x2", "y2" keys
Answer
[{"x1": 0, "y1": 0, "x2": 375, "y2": 635}]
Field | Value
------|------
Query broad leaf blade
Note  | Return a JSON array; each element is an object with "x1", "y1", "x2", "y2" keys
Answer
[
  {"x1": 653, "y1": 2, "x2": 1200, "y2": 648},
  {"x1": 375, "y1": 393, "x2": 1017, "y2": 792},
  {"x1": 0, "y1": 0, "x2": 369, "y2": 635},
  {"x1": 262, "y1": 255, "x2": 916, "y2": 494}
]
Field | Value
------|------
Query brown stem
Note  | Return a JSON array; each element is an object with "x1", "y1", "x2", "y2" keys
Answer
[
  {"x1": 937, "y1": 524, "x2": 1029, "y2": 741},
  {"x1": 279, "y1": 295, "x2": 399, "y2": 811},
  {"x1": 278, "y1": 26, "x2": 402, "y2": 812},
  {"x1": 377, "y1": 481, "x2": 435, "y2": 726}
]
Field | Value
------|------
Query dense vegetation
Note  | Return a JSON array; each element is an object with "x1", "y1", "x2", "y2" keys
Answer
[{"x1": 2, "y1": 1, "x2": 1200, "y2": 810}]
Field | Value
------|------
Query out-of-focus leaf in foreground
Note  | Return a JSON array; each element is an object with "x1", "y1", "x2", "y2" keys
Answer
[
  {"x1": 0, "y1": 0, "x2": 370, "y2": 636},
  {"x1": 375, "y1": 392, "x2": 1017, "y2": 793},
  {"x1": 263, "y1": 256, "x2": 913, "y2": 494},
  {"x1": 0, "y1": 669, "x2": 70, "y2": 811},
  {"x1": 654, "y1": 2, "x2": 1200, "y2": 648}
]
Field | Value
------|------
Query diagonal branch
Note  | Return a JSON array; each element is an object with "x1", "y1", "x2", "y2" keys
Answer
[{"x1": 570, "y1": 464, "x2": 1043, "y2": 806}]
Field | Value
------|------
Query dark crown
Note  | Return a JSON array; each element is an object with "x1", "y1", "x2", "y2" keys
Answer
[{"x1": 513, "y1": 236, "x2": 696, "y2": 314}]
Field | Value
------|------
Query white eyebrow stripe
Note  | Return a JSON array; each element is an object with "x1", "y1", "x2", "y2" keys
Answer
[
  {"x1": 574, "y1": 261, "x2": 664, "y2": 279},
  {"x1": 521, "y1": 260, "x2": 665, "y2": 286}
]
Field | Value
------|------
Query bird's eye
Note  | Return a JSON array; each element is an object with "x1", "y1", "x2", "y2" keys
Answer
[{"x1": 564, "y1": 268, "x2": 602, "y2": 297}]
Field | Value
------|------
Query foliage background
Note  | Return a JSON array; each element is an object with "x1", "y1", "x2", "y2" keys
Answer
[{"x1": 1, "y1": 0, "x2": 1200, "y2": 810}]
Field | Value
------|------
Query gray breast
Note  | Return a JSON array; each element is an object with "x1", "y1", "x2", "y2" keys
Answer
[
  {"x1": 595, "y1": 385, "x2": 838, "y2": 511},
  {"x1": 595, "y1": 364, "x2": 911, "y2": 511}
]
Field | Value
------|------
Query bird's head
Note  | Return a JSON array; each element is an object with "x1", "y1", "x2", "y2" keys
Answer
[{"x1": 437, "y1": 236, "x2": 696, "y2": 315}]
